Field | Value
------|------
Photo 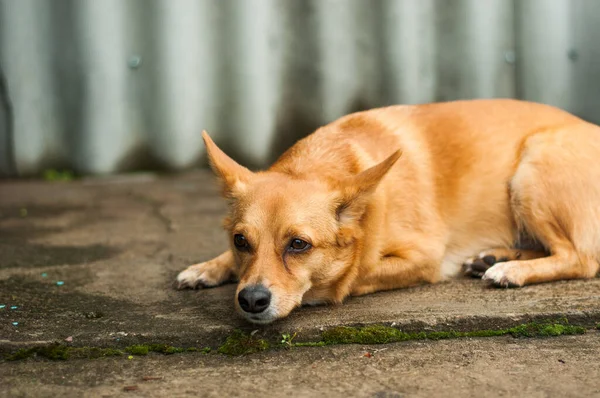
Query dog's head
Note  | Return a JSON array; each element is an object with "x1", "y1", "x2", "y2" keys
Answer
[{"x1": 203, "y1": 132, "x2": 400, "y2": 324}]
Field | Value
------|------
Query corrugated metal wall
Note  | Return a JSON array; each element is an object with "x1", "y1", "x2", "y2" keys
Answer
[{"x1": 1, "y1": 0, "x2": 599, "y2": 176}]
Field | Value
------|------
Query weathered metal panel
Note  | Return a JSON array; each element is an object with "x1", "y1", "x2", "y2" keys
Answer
[
  {"x1": 0, "y1": 0, "x2": 595, "y2": 176},
  {"x1": 516, "y1": 0, "x2": 573, "y2": 110},
  {"x1": 570, "y1": 0, "x2": 600, "y2": 124}
]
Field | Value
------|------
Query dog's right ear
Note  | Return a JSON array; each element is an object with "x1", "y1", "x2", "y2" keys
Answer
[
  {"x1": 202, "y1": 131, "x2": 253, "y2": 198},
  {"x1": 335, "y1": 150, "x2": 402, "y2": 225}
]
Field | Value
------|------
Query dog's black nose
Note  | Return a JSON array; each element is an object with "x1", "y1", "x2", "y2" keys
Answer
[{"x1": 238, "y1": 285, "x2": 271, "y2": 314}]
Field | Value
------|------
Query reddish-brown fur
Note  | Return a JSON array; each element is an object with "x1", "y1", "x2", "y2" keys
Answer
[{"x1": 177, "y1": 99, "x2": 600, "y2": 324}]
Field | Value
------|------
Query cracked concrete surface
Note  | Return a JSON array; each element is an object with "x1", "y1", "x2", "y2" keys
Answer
[
  {"x1": 1, "y1": 172, "x2": 600, "y2": 396},
  {"x1": 3, "y1": 334, "x2": 600, "y2": 397}
]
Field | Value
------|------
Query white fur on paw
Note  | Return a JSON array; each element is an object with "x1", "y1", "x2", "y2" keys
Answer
[
  {"x1": 176, "y1": 266, "x2": 217, "y2": 290},
  {"x1": 482, "y1": 263, "x2": 522, "y2": 288},
  {"x1": 462, "y1": 257, "x2": 478, "y2": 276}
]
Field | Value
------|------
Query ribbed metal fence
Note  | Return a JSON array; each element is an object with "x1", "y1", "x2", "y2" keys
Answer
[{"x1": 1, "y1": 0, "x2": 598, "y2": 176}]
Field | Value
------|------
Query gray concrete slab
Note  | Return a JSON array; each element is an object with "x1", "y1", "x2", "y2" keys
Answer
[
  {"x1": 3, "y1": 334, "x2": 600, "y2": 397},
  {"x1": 1, "y1": 172, "x2": 600, "y2": 351}
]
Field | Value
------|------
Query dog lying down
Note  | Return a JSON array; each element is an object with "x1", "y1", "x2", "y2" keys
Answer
[{"x1": 177, "y1": 99, "x2": 600, "y2": 324}]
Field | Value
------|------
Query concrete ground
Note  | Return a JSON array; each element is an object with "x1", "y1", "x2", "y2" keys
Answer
[
  {"x1": 1, "y1": 172, "x2": 600, "y2": 397},
  {"x1": 3, "y1": 334, "x2": 600, "y2": 397}
]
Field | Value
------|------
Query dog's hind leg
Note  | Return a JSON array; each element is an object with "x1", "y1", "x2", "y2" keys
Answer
[
  {"x1": 176, "y1": 250, "x2": 237, "y2": 289},
  {"x1": 483, "y1": 126, "x2": 600, "y2": 287}
]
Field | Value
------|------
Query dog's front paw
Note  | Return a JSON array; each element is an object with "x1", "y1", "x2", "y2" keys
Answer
[
  {"x1": 176, "y1": 261, "x2": 233, "y2": 290},
  {"x1": 482, "y1": 262, "x2": 523, "y2": 288}
]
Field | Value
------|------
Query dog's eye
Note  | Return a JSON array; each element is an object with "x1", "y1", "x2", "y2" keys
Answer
[
  {"x1": 233, "y1": 234, "x2": 249, "y2": 250},
  {"x1": 288, "y1": 238, "x2": 310, "y2": 253}
]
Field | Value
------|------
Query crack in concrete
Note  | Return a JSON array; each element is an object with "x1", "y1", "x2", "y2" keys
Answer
[{"x1": 128, "y1": 192, "x2": 176, "y2": 233}]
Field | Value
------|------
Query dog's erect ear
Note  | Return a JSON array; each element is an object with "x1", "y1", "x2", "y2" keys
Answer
[
  {"x1": 203, "y1": 131, "x2": 253, "y2": 198},
  {"x1": 336, "y1": 150, "x2": 402, "y2": 224}
]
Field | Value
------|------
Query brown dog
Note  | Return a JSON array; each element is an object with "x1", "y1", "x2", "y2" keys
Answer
[{"x1": 177, "y1": 99, "x2": 600, "y2": 324}]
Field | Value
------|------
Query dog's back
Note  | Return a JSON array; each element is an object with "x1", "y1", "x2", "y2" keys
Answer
[{"x1": 272, "y1": 99, "x2": 596, "y2": 279}]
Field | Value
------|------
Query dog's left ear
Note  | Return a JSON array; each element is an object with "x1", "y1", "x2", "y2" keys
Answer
[
  {"x1": 203, "y1": 131, "x2": 253, "y2": 198},
  {"x1": 336, "y1": 150, "x2": 402, "y2": 224}
]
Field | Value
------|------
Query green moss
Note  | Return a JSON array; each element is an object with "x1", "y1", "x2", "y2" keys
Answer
[
  {"x1": 183, "y1": 346, "x2": 211, "y2": 354},
  {"x1": 147, "y1": 344, "x2": 168, "y2": 353},
  {"x1": 425, "y1": 331, "x2": 461, "y2": 340},
  {"x1": 31, "y1": 344, "x2": 70, "y2": 360},
  {"x1": 123, "y1": 344, "x2": 195, "y2": 355},
  {"x1": 508, "y1": 322, "x2": 585, "y2": 337},
  {"x1": 145, "y1": 344, "x2": 182, "y2": 355},
  {"x1": 292, "y1": 341, "x2": 327, "y2": 347},
  {"x1": 323, "y1": 325, "x2": 412, "y2": 344},
  {"x1": 2, "y1": 320, "x2": 590, "y2": 361},
  {"x1": 320, "y1": 321, "x2": 585, "y2": 345},
  {"x1": 6, "y1": 349, "x2": 38, "y2": 361},
  {"x1": 126, "y1": 345, "x2": 149, "y2": 355},
  {"x1": 465, "y1": 330, "x2": 507, "y2": 338},
  {"x1": 6, "y1": 344, "x2": 70, "y2": 361},
  {"x1": 5, "y1": 343, "x2": 206, "y2": 361},
  {"x1": 218, "y1": 330, "x2": 269, "y2": 356},
  {"x1": 71, "y1": 347, "x2": 123, "y2": 359}
]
